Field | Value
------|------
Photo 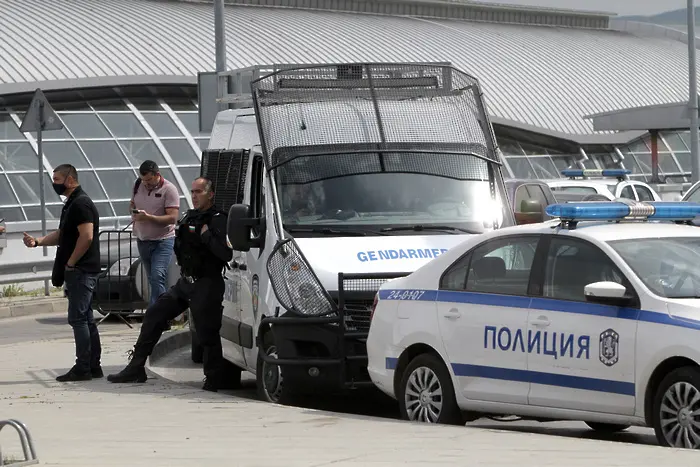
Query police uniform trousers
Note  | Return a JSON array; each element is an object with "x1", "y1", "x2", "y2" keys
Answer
[{"x1": 133, "y1": 275, "x2": 225, "y2": 379}]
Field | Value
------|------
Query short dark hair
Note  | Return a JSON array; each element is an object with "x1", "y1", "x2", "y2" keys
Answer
[
  {"x1": 139, "y1": 160, "x2": 159, "y2": 176},
  {"x1": 53, "y1": 164, "x2": 78, "y2": 181},
  {"x1": 196, "y1": 177, "x2": 215, "y2": 194}
]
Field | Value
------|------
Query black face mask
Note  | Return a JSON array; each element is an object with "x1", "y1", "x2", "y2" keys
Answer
[{"x1": 52, "y1": 182, "x2": 66, "y2": 197}]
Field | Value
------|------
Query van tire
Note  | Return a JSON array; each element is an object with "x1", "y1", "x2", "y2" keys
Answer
[{"x1": 256, "y1": 331, "x2": 296, "y2": 405}]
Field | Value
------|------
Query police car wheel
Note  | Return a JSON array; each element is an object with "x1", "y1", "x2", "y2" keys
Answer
[
  {"x1": 652, "y1": 367, "x2": 700, "y2": 449},
  {"x1": 584, "y1": 421, "x2": 630, "y2": 433},
  {"x1": 398, "y1": 353, "x2": 463, "y2": 425}
]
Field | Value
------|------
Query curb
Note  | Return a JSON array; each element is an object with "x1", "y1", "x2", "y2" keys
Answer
[
  {"x1": 0, "y1": 297, "x2": 67, "y2": 320},
  {"x1": 149, "y1": 328, "x2": 191, "y2": 365}
]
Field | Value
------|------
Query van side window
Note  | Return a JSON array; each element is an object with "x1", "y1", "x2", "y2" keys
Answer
[{"x1": 250, "y1": 156, "x2": 265, "y2": 240}]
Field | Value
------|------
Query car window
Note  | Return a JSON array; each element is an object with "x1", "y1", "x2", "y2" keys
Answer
[
  {"x1": 459, "y1": 237, "x2": 539, "y2": 295},
  {"x1": 687, "y1": 188, "x2": 700, "y2": 203},
  {"x1": 544, "y1": 237, "x2": 627, "y2": 302},
  {"x1": 440, "y1": 253, "x2": 471, "y2": 290},
  {"x1": 635, "y1": 185, "x2": 655, "y2": 201},
  {"x1": 619, "y1": 185, "x2": 635, "y2": 200}
]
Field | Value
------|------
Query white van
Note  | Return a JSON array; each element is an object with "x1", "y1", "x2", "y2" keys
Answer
[{"x1": 194, "y1": 63, "x2": 531, "y2": 404}]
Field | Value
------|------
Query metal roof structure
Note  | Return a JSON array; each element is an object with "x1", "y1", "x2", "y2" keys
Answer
[
  {"x1": 0, "y1": 0, "x2": 697, "y2": 143},
  {"x1": 585, "y1": 102, "x2": 697, "y2": 132}
]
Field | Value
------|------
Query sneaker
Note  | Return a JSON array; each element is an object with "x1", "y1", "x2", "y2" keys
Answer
[
  {"x1": 107, "y1": 363, "x2": 147, "y2": 383},
  {"x1": 91, "y1": 367, "x2": 104, "y2": 378},
  {"x1": 56, "y1": 367, "x2": 92, "y2": 382}
]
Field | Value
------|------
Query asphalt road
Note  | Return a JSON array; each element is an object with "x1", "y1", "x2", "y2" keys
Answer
[{"x1": 1, "y1": 312, "x2": 659, "y2": 448}]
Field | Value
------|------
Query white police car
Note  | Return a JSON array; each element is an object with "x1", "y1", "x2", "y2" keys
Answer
[
  {"x1": 366, "y1": 200, "x2": 700, "y2": 449},
  {"x1": 547, "y1": 168, "x2": 661, "y2": 202}
]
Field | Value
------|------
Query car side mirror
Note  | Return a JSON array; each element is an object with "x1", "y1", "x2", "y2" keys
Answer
[
  {"x1": 227, "y1": 204, "x2": 265, "y2": 252},
  {"x1": 584, "y1": 281, "x2": 634, "y2": 307},
  {"x1": 515, "y1": 199, "x2": 544, "y2": 225}
]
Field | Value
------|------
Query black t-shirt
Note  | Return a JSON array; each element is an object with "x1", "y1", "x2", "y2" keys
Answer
[{"x1": 57, "y1": 186, "x2": 100, "y2": 274}]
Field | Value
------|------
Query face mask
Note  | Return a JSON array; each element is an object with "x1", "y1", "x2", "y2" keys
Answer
[{"x1": 52, "y1": 182, "x2": 66, "y2": 197}]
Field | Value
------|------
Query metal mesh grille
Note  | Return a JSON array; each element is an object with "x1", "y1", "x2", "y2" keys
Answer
[
  {"x1": 251, "y1": 63, "x2": 497, "y2": 171},
  {"x1": 266, "y1": 239, "x2": 336, "y2": 316},
  {"x1": 342, "y1": 277, "x2": 395, "y2": 292},
  {"x1": 200, "y1": 149, "x2": 249, "y2": 214}
]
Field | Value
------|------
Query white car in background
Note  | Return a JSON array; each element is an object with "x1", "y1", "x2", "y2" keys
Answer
[
  {"x1": 546, "y1": 169, "x2": 661, "y2": 202},
  {"x1": 367, "y1": 200, "x2": 700, "y2": 449}
]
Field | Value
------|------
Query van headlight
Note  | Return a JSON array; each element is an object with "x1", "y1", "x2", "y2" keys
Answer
[
  {"x1": 267, "y1": 239, "x2": 336, "y2": 317},
  {"x1": 107, "y1": 258, "x2": 138, "y2": 277}
]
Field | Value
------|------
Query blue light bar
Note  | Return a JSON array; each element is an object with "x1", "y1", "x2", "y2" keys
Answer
[
  {"x1": 561, "y1": 169, "x2": 631, "y2": 178},
  {"x1": 545, "y1": 201, "x2": 700, "y2": 221}
]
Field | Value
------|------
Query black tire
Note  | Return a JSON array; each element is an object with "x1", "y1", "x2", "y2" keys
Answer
[
  {"x1": 190, "y1": 329, "x2": 203, "y2": 364},
  {"x1": 585, "y1": 421, "x2": 630, "y2": 433},
  {"x1": 398, "y1": 353, "x2": 464, "y2": 425},
  {"x1": 256, "y1": 331, "x2": 296, "y2": 405},
  {"x1": 652, "y1": 366, "x2": 700, "y2": 449}
]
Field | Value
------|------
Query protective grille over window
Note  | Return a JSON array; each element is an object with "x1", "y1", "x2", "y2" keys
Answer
[
  {"x1": 251, "y1": 63, "x2": 497, "y2": 170},
  {"x1": 267, "y1": 239, "x2": 337, "y2": 316},
  {"x1": 200, "y1": 149, "x2": 249, "y2": 214}
]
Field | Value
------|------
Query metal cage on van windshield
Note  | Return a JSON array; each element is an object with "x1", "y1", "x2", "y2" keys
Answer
[{"x1": 249, "y1": 63, "x2": 501, "y2": 171}]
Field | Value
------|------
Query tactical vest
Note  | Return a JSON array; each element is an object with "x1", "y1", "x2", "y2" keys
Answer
[{"x1": 174, "y1": 208, "x2": 225, "y2": 278}]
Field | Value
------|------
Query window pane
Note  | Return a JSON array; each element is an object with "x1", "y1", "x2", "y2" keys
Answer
[
  {"x1": 7, "y1": 172, "x2": 61, "y2": 204},
  {"x1": 110, "y1": 200, "x2": 133, "y2": 217},
  {"x1": 157, "y1": 168, "x2": 183, "y2": 195},
  {"x1": 142, "y1": 113, "x2": 182, "y2": 137},
  {"x1": 466, "y1": 237, "x2": 538, "y2": 296},
  {"x1": 79, "y1": 141, "x2": 129, "y2": 168},
  {"x1": 0, "y1": 174, "x2": 19, "y2": 204},
  {"x1": 177, "y1": 113, "x2": 209, "y2": 137},
  {"x1": 43, "y1": 141, "x2": 90, "y2": 169},
  {"x1": 520, "y1": 143, "x2": 548, "y2": 156},
  {"x1": 177, "y1": 166, "x2": 201, "y2": 187},
  {"x1": 658, "y1": 153, "x2": 681, "y2": 174},
  {"x1": 195, "y1": 138, "x2": 209, "y2": 150},
  {"x1": 529, "y1": 156, "x2": 559, "y2": 179},
  {"x1": 53, "y1": 102, "x2": 90, "y2": 111},
  {"x1": 633, "y1": 154, "x2": 652, "y2": 174},
  {"x1": 24, "y1": 204, "x2": 63, "y2": 221},
  {"x1": 59, "y1": 114, "x2": 111, "y2": 138},
  {"x1": 0, "y1": 114, "x2": 23, "y2": 140},
  {"x1": 118, "y1": 140, "x2": 166, "y2": 167},
  {"x1": 128, "y1": 98, "x2": 163, "y2": 111},
  {"x1": 93, "y1": 201, "x2": 114, "y2": 217},
  {"x1": 162, "y1": 139, "x2": 199, "y2": 164},
  {"x1": 77, "y1": 171, "x2": 108, "y2": 201},
  {"x1": 0, "y1": 207, "x2": 25, "y2": 222},
  {"x1": 89, "y1": 99, "x2": 128, "y2": 111},
  {"x1": 506, "y1": 157, "x2": 535, "y2": 178},
  {"x1": 99, "y1": 113, "x2": 148, "y2": 138},
  {"x1": 0, "y1": 142, "x2": 39, "y2": 171},
  {"x1": 498, "y1": 139, "x2": 524, "y2": 156},
  {"x1": 663, "y1": 132, "x2": 689, "y2": 152},
  {"x1": 551, "y1": 156, "x2": 574, "y2": 173},
  {"x1": 675, "y1": 152, "x2": 692, "y2": 172},
  {"x1": 627, "y1": 139, "x2": 649, "y2": 153},
  {"x1": 635, "y1": 185, "x2": 655, "y2": 202},
  {"x1": 440, "y1": 254, "x2": 470, "y2": 290},
  {"x1": 164, "y1": 98, "x2": 197, "y2": 111},
  {"x1": 97, "y1": 169, "x2": 138, "y2": 199}
]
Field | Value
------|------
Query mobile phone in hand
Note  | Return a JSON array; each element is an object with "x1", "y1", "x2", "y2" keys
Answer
[{"x1": 132, "y1": 209, "x2": 140, "y2": 214}]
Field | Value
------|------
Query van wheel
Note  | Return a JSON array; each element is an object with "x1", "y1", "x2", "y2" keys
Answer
[
  {"x1": 256, "y1": 332, "x2": 295, "y2": 405},
  {"x1": 190, "y1": 329, "x2": 203, "y2": 364},
  {"x1": 585, "y1": 422, "x2": 630, "y2": 433},
  {"x1": 652, "y1": 367, "x2": 700, "y2": 449},
  {"x1": 398, "y1": 353, "x2": 464, "y2": 425}
]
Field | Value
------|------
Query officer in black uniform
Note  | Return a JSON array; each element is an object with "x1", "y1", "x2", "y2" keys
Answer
[{"x1": 107, "y1": 177, "x2": 233, "y2": 392}]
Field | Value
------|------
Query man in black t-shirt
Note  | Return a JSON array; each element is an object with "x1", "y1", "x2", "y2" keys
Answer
[{"x1": 23, "y1": 164, "x2": 102, "y2": 382}]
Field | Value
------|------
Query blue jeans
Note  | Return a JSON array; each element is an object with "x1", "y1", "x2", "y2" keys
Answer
[
  {"x1": 137, "y1": 237, "x2": 175, "y2": 307},
  {"x1": 64, "y1": 269, "x2": 101, "y2": 373}
]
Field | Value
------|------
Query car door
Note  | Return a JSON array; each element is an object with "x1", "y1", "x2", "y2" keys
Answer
[
  {"x1": 437, "y1": 235, "x2": 542, "y2": 405},
  {"x1": 526, "y1": 235, "x2": 638, "y2": 415}
]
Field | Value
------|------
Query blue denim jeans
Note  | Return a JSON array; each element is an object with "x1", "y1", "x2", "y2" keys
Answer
[
  {"x1": 137, "y1": 237, "x2": 175, "y2": 307},
  {"x1": 64, "y1": 269, "x2": 101, "y2": 373}
]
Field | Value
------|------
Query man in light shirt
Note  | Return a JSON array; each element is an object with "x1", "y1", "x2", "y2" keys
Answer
[{"x1": 130, "y1": 161, "x2": 180, "y2": 313}]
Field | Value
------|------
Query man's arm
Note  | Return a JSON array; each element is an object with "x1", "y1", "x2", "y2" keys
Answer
[
  {"x1": 66, "y1": 223, "x2": 93, "y2": 267},
  {"x1": 201, "y1": 214, "x2": 233, "y2": 263},
  {"x1": 24, "y1": 229, "x2": 60, "y2": 247},
  {"x1": 142, "y1": 207, "x2": 179, "y2": 226}
]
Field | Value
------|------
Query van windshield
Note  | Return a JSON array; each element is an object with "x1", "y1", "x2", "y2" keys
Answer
[{"x1": 273, "y1": 150, "x2": 511, "y2": 234}]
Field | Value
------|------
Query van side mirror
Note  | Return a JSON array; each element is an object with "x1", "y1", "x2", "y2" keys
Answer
[
  {"x1": 515, "y1": 199, "x2": 544, "y2": 225},
  {"x1": 584, "y1": 281, "x2": 634, "y2": 307},
  {"x1": 227, "y1": 204, "x2": 265, "y2": 252}
]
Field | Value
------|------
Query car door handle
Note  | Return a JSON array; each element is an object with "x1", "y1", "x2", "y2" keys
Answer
[
  {"x1": 531, "y1": 315, "x2": 550, "y2": 327},
  {"x1": 443, "y1": 308, "x2": 461, "y2": 320}
]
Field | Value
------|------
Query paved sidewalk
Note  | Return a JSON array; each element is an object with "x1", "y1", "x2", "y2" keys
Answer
[
  {"x1": 0, "y1": 331, "x2": 699, "y2": 466},
  {"x1": 0, "y1": 293, "x2": 67, "y2": 320}
]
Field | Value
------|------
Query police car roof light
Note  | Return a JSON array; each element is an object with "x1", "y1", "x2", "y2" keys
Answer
[
  {"x1": 561, "y1": 169, "x2": 631, "y2": 178},
  {"x1": 545, "y1": 201, "x2": 700, "y2": 222}
]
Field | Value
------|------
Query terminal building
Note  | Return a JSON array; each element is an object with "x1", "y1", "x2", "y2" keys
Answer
[{"x1": 0, "y1": 0, "x2": 698, "y2": 268}]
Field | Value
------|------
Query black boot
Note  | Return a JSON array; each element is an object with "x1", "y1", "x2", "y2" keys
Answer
[
  {"x1": 202, "y1": 377, "x2": 218, "y2": 392},
  {"x1": 91, "y1": 366, "x2": 104, "y2": 378},
  {"x1": 56, "y1": 366, "x2": 92, "y2": 382},
  {"x1": 107, "y1": 351, "x2": 148, "y2": 383}
]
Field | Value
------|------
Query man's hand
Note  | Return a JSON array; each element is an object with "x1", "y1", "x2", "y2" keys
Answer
[
  {"x1": 201, "y1": 224, "x2": 209, "y2": 235},
  {"x1": 132, "y1": 211, "x2": 152, "y2": 222},
  {"x1": 22, "y1": 232, "x2": 37, "y2": 248}
]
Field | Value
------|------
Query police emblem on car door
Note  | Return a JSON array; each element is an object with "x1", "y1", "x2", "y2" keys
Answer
[{"x1": 599, "y1": 328, "x2": 619, "y2": 367}]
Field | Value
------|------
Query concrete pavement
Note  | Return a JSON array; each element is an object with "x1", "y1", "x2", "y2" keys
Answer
[
  {"x1": 1, "y1": 329, "x2": 700, "y2": 465},
  {"x1": 0, "y1": 293, "x2": 67, "y2": 320}
]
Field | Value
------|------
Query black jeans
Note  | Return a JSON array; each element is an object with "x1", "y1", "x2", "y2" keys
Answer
[
  {"x1": 64, "y1": 268, "x2": 102, "y2": 373},
  {"x1": 133, "y1": 275, "x2": 225, "y2": 379}
]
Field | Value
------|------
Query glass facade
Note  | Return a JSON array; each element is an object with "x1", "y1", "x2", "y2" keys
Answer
[{"x1": 0, "y1": 85, "x2": 693, "y2": 226}]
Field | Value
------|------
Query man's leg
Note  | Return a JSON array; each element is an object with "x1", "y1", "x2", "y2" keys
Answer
[
  {"x1": 58, "y1": 269, "x2": 96, "y2": 382},
  {"x1": 189, "y1": 276, "x2": 225, "y2": 391},
  {"x1": 84, "y1": 273, "x2": 103, "y2": 378},
  {"x1": 148, "y1": 237, "x2": 174, "y2": 307},
  {"x1": 107, "y1": 280, "x2": 188, "y2": 383}
]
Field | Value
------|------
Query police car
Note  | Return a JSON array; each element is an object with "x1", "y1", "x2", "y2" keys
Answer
[
  {"x1": 547, "y1": 169, "x2": 661, "y2": 202},
  {"x1": 366, "y1": 200, "x2": 700, "y2": 449}
]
